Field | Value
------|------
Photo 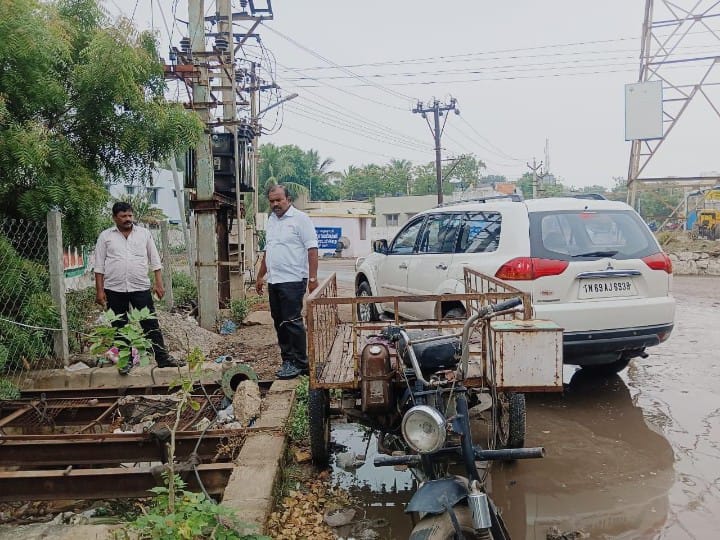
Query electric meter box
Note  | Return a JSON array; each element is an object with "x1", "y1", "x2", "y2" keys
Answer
[{"x1": 489, "y1": 319, "x2": 563, "y2": 392}]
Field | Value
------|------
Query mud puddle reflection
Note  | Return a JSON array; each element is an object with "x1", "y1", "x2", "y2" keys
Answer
[{"x1": 329, "y1": 370, "x2": 674, "y2": 539}]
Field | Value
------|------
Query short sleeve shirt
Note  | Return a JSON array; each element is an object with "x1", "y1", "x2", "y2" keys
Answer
[
  {"x1": 94, "y1": 225, "x2": 162, "y2": 292},
  {"x1": 264, "y1": 206, "x2": 318, "y2": 284}
]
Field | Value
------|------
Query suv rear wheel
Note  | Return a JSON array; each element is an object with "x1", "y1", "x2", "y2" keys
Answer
[{"x1": 356, "y1": 281, "x2": 379, "y2": 322}]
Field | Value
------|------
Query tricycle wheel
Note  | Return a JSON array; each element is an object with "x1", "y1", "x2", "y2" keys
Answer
[
  {"x1": 496, "y1": 392, "x2": 526, "y2": 450},
  {"x1": 410, "y1": 505, "x2": 493, "y2": 540},
  {"x1": 308, "y1": 388, "x2": 331, "y2": 466}
]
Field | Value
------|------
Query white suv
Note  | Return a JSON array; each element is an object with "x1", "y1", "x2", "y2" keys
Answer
[{"x1": 355, "y1": 196, "x2": 675, "y2": 374}]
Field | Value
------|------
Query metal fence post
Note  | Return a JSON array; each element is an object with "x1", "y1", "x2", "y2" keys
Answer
[
  {"x1": 160, "y1": 221, "x2": 174, "y2": 310},
  {"x1": 46, "y1": 210, "x2": 70, "y2": 365}
]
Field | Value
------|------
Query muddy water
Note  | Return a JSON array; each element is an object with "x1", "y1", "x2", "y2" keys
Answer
[{"x1": 329, "y1": 275, "x2": 720, "y2": 539}]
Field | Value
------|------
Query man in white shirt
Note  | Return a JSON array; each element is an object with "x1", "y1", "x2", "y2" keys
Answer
[
  {"x1": 256, "y1": 185, "x2": 319, "y2": 380},
  {"x1": 94, "y1": 202, "x2": 185, "y2": 374}
]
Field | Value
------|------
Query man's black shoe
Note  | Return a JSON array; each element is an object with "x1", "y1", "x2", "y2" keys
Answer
[
  {"x1": 157, "y1": 356, "x2": 187, "y2": 368},
  {"x1": 276, "y1": 360, "x2": 302, "y2": 380}
]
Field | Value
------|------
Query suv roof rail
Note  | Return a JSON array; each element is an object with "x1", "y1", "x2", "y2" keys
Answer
[
  {"x1": 436, "y1": 193, "x2": 524, "y2": 207},
  {"x1": 568, "y1": 193, "x2": 607, "y2": 200}
]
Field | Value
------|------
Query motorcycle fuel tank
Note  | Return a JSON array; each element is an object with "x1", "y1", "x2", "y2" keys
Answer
[{"x1": 360, "y1": 343, "x2": 393, "y2": 412}]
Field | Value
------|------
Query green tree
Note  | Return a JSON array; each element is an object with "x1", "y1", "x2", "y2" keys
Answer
[{"x1": 0, "y1": 0, "x2": 203, "y2": 244}]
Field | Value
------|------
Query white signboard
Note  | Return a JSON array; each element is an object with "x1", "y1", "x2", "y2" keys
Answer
[{"x1": 625, "y1": 81, "x2": 663, "y2": 141}]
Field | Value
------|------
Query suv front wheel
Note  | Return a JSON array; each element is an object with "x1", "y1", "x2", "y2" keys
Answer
[{"x1": 356, "y1": 281, "x2": 379, "y2": 322}]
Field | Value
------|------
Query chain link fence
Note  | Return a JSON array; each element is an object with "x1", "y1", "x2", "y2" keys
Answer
[{"x1": 0, "y1": 218, "x2": 57, "y2": 395}]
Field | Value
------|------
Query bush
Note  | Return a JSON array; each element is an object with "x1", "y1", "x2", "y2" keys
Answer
[
  {"x1": 172, "y1": 271, "x2": 197, "y2": 307},
  {"x1": 229, "y1": 298, "x2": 251, "y2": 324}
]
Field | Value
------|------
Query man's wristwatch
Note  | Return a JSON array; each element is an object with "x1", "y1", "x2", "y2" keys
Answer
[{"x1": 309, "y1": 277, "x2": 317, "y2": 283}]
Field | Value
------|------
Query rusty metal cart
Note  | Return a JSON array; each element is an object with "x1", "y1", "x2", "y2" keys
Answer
[{"x1": 305, "y1": 267, "x2": 563, "y2": 464}]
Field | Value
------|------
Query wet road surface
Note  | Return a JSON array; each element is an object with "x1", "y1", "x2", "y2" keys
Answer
[{"x1": 318, "y1": 260, "x2": 720, "y2": 539}]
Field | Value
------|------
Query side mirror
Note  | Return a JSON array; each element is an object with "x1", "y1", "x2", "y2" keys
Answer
[{"x1": 373, "y1": 239, "x2": 388, "y2": 254}]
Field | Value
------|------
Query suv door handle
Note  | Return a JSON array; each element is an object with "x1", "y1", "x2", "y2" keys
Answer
[
  {"x1": 436, "y1": 264, "x2": 448, "y2": 270},
  {"x1": 399, "y1": 263, "x2": 408, "y2": 269}
]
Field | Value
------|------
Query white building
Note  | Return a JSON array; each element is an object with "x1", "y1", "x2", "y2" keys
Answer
[{"x1": 106, "y1": 168, "x2": 184, "y2": 224}]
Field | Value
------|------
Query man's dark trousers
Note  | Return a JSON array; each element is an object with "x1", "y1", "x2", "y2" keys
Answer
[
  {"x1": 268, "y1": 280, "x2": 308, "y2": 369},
  {"x1": 104, "y1": 289, "x2": 170, "y2": 363}
]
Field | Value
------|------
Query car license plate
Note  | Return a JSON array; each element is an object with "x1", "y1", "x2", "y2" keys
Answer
[{"x1": 578, "y1": 278, "x2": 637, "y2": 299}]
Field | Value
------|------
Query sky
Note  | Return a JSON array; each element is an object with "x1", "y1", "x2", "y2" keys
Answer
[{"x1": 105, "y1": 1, "x2": 720, "y2": 188}]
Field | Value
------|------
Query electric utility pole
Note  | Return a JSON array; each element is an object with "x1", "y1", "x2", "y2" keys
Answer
[
  {"x1": 413, "y1": 98, "x2": 459, "y2": 205},
  {"x1": 527, "y1": 158, "x2": 545, "y2": 200},
  {"x1": 188, "y1": 0, "x2": 219, "y2": 329}
]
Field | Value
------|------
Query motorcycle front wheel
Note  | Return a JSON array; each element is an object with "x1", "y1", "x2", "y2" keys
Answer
[{"x1": 409, "y1": 506, "x2": 493, "y2": 540}]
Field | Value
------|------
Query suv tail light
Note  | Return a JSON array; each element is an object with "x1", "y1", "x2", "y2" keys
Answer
[
  {"x1": 642, "y1": 252, "x2": 673, "y2": 273},
  {"x1": 495, "y1": 257, "x2": 569, "y2": 280}
]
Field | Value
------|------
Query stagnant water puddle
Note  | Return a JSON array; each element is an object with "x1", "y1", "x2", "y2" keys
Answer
[{"x1": 329, "y1": 367, "x2": 676, "y2": 539}]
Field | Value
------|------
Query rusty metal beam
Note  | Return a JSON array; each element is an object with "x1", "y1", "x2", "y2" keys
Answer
[
  {"x1": 0, "y1": 463, "x2": 234, "y2": 502},
  {"x1": 0, "y1": 430, "x2": 237, "y2": 467}
]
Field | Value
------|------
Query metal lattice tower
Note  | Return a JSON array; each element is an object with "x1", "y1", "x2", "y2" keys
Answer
[{"x1": 628, "y1": 0, "x2": 720, "y2": 206}]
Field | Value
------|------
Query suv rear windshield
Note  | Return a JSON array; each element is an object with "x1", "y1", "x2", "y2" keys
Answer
[{"x1": 529, "y1": 210, "x2": 659, "y2": 260}]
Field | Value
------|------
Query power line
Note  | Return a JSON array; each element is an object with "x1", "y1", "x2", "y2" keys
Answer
[
  {"x1": 291, "y1": 60, "x2": 701, "y2": 87},
  {"x1": 262, "y1": 23, "x2": 417, "y2": 103},
  {"x1": 289, "y1": 29, "x2": 720, "y2": 71},
  {"x1": 282, "y1": 47, "x2": 719, "y2": 81},
  {"x1": 285, "y1": 103, "x2": 429, "y2": 156},
  {"x1": 287, "y1": 101, "x2": 429, "y2": 151},
  {"x1": 457, "y1": 117, "x2": 524, "y2": 163},
  {"x1": 282, "y1": 126, "x2": 402, "y2": 162}
]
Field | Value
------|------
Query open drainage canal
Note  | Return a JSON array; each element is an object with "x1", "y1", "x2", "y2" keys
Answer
[{"x1": 328, "y1": 370, "x2": 676, "y2": 539}]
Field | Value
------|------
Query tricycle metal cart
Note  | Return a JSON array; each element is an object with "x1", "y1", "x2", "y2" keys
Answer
[{"x1": 305, "y1": 267, "x2": 563, "y2": 465}]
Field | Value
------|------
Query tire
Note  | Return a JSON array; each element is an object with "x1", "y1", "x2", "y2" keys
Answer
[
  {"x1": 410, "y1": 505, "x2": 493, "y2": 540},
  {"x1": 308, "y1": 389, "x2": 331, "y2": 466},
  {"x1": 442, "y1": 307, "x2": 467, "y2": 320},
  {"x1": 356, "y1": 281, "x2": 380, "y2": 322},
  {"x1": 496, "y1": 392, "x2": 526, "y2": 450},
  {"x1": 581, "y1": 357, "x2": 631, "y2": 376}
]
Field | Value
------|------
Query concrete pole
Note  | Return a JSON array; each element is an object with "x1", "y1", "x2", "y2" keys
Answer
[
  {"x1": 160, "y1": 221, "x2": 174, "y2": 310},
  {"x1": 46, "y1": 210, "x2": 69, "y2": 365},
  {"x1": 189, "y1": 0, "x2": 219, "y2": 329},
  {"x1": 432, "y1": 101, "x2": 443, "y2": 206},
  {"x1": 248, "y1": 62, "x2": 259, "y2": 278},
  {"x1": 167, "y1": 154, "x2": 191, "y2": 276}
]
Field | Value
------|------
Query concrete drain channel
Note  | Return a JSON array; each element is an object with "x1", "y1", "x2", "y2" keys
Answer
[{"x1": 0, "y1": 378, "x2": 293, "y2": 524}]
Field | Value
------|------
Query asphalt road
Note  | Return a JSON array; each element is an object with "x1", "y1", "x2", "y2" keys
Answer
[{"x1": 318, "y1": 258, "x2": 720, "y2": 539}]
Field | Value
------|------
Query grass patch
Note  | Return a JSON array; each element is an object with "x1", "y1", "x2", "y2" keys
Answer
[{"x1": 287, "y1": 376, "x2": 309, "y2": 443}]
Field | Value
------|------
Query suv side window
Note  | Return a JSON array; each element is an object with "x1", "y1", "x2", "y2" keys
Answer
[
  {"x1": 389, "y1": 217, "x2": 425, "y2": 255},
  {"x1": 458, "y1": 212, "x2": 502, "y2": 253},
  {"x1": 418, "y1": 214, "x2": 462, "y2": 253}
]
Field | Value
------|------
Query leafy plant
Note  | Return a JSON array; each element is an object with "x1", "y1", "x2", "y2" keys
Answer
[
  {"x1": 88, "y1": 307, "x2": 156, "y2": 371},
  {"x1": 230, "y1": 297, "x2": 258, "y2": 325},
  {"x1": 287, "y1": 376, "x2": 309, "y2": 442},
  {"x1": 172, "y1": 271, "x2": 197, "y2": 308},
  {"x1": 131, "y1": 475, "x2": 268, "y2": 540}
]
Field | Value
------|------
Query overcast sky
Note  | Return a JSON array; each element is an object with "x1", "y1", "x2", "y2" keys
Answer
[{"x1": 106, "y1": 1, "x2": 720, "y2": 188}]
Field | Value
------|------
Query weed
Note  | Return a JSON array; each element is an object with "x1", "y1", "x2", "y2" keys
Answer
[
  {"x1": 287, "y1": 376, "x2": 309, "y2": 443},
  {"x1": 0, "y1": 378, "x2": 20, "y2": 400}
]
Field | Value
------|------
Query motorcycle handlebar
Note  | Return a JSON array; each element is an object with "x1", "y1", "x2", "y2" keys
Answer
[
  {"x1": 474, "y1": 446, "x2": 545, "y2": 460},
  {"x1": 373, "y1": 446, "x2": 545, "y2": 467}
]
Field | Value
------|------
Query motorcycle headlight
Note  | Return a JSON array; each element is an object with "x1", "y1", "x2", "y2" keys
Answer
[{"x1": 401, "y1": 405, "x2": 447, "y2": 454}]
